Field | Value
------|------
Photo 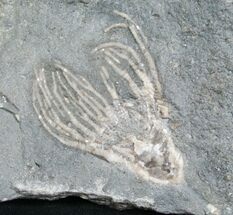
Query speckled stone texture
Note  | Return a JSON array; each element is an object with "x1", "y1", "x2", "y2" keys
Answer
[{"x1": 0, "y1": 1, "x2": 232, "y2": 215}]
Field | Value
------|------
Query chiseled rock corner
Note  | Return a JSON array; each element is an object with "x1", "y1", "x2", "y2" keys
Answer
[{"x1": 0, "y1": 1, "x2": 232, "y2": 215}]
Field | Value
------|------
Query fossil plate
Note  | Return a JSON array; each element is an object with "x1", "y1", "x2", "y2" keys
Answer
[{"x1": 0, "y1": 1, "x2": 232, "y2": 214}]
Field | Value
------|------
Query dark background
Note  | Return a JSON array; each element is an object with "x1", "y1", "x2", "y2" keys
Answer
[{"x1": 0, "y1": 197, "x2": 186, "y2": 215}]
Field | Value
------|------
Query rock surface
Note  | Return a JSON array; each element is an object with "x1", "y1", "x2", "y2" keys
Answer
[{"x1": 0, "y1": 0, "x2": 232, "y2": 214}]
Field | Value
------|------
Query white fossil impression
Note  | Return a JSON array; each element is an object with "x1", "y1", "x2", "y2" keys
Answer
[{"x1": 32, "y1": 11, "x2": 184, "y2": 184}]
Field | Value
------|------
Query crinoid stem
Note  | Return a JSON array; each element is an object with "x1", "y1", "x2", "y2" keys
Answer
[
  {"x1": 52, "y1": 72, "x2": 97, "y2": 138},
  {"x1": 128, "y1": 24, "x2": 162, "y2": 99},
  {"x1": 107, "y1": 48, "x2": 155, "y2": 98},
  {"x1": 62, "y1": 72, "x2": 107, "y2": 119},
  {"x1": 35, "y1": 70, "x2": 86, "y2": 141},
  {"x1": 56, "y1": 71, "x2": 98, "y2": 121},
  {"x1": 56, "y1": 62, "x2": 109, "y2": 108},
  {"x1": 93, "y1": 42, "x2": 154, "y2": 97},
  {"x1": 93, "y1": 42, "x2": 145, "y2": 72},
  {"x1": 33, "y1": 78, "x2": 83, "y2": 144},
  {"x1": 112, "y1": 11, "x2": 162, "y2": 99},
  {"x1": 36, "y1": 69, "x2": 65, "y2": 118},
  {"x1": 103, "y1": 50, "x2": 121, "y2": 64},
  {"x1": 55, "y1": 71, "x2": 102, "y2": 132},
  {"x1": 113, "y1": 10, "x2": 148, "y2": 46},
  {"x1": 103, "y1": 55, "x2": 142, "y2": 98},
  {"x1": 100, "y1": 66, "x2": 119, "y2": 100},
  {"x1": 104, "y1": 23, "x2": 128, "y2": 33}
]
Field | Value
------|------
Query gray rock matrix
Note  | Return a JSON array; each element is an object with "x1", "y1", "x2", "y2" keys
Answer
[{"x1": 0, "y1": 0, "x2": 232, "y2": 215}]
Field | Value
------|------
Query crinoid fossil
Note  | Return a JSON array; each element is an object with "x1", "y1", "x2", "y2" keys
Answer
[{"x1": 32, "y1": 11, "x2": 184, "y2": 184}]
